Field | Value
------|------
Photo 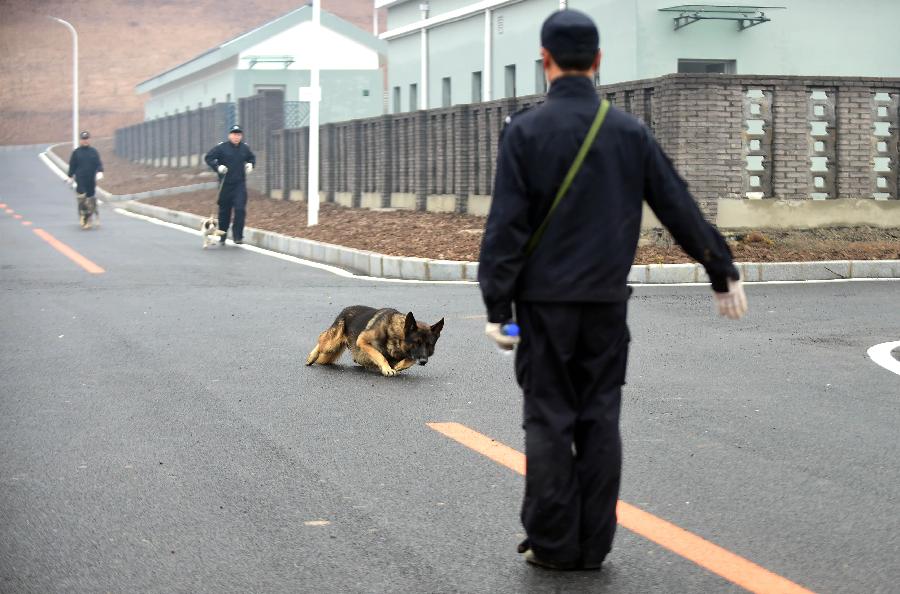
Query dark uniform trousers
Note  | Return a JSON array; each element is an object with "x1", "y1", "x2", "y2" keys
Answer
[
  {"x1": 218, "y1": 182, "x2": 248, "y2": 241},
  {"x1": 515, "y1": 300, "x2": 629, "y2": 566}
]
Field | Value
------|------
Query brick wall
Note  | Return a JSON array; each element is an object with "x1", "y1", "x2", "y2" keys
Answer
[{"x1": 116, "y1": 74, "x2": 900, "y2": 215}]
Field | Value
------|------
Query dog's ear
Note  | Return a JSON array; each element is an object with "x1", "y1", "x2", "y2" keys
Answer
[
  {"x1": 430, "y1": 318, "x2": 444, "y2": 336},
  {"x1": 404, "y1": 312, "x2": 417, "y2": 334}
]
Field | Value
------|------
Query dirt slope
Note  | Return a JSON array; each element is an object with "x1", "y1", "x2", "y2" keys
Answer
[{"x1": 0, "y1": 0, "x2": 379, "y2": 145}]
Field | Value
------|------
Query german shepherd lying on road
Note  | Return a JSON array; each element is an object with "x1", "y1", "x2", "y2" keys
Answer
[{"x1": 306, "y1": 306, "x2": 444, "y2": 376}]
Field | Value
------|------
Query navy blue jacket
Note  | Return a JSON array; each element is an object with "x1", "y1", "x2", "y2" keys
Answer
[
  {"x1": 204, "y1": 141, "x2": 256, "y2": 185},
  {"x1": 478, "y1": 75, "x2": 739, "y2": 323}
]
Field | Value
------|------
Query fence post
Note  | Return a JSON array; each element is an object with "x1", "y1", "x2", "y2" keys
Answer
[
  {"x1": 378, "y1": 115, "x2": 393, "y2": 208},
  {"x1": 321, "y1": 123, "x2": 336, "y2": 203},
  {"x1": 454, "y1": 105, "x2": 471, "y2": 213},
  {"x1": 349, "y1": 120, "x2": 362, "y2": 207},
  {"x1": 414, "y1": 110, "x2": 428, "y2": 210}
]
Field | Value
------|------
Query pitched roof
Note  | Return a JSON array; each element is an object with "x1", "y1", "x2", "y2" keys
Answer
[{"x1": 136, "y1": 6, "x2": 385, "y2": 94}]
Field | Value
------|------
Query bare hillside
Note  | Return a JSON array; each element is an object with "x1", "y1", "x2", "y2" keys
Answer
[{"x1": 0, "y1": 0, "x2": 380, "y2": 145}]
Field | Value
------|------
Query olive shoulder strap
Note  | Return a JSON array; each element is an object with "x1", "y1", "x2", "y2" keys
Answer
[{"x1": 524, "y1": 98, "x2": 611, "y2": 257}]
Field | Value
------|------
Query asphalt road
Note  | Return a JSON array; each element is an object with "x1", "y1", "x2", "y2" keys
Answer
[{"x1": 1, "y1": 145, "x2": 898, "y2": 594}]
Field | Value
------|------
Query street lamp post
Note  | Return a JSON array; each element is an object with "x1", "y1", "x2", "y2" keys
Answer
[
  {"x1": 49, "y1": 17, "x2": 78, "y2": 149},
  {"x1": 307, "y1": 0, "x2": 321, "y2": 226}
]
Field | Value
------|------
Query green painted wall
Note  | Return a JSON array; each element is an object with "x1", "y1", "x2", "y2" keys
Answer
[
  {"x1": 387, "y1": 34, "x2": 421, "y2": 112},
  {"x1": 384, "y1": 0, "x2": 900, "y2": 111},
  {"x1": 147, "y1": 67, "x2": 382, "y2": 125},
  {"x1": 492, "y1": 0, "x2": 558, "y2": 100},
  {"x1": 428, "y1": 15, "x2": 484, "y2": 108},
  {"x1": 635, "y1": 0, "x2": 900, "y2": 79}
]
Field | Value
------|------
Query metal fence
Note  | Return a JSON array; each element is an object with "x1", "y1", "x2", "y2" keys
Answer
[{"x1": 284, "y1": 102, "x2": 310, "y2": 129}]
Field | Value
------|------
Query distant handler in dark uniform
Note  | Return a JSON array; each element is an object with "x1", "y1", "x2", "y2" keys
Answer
[
  {"x1": 67, "y1": 131, "x2": 104, "y2": 229},
  {"x1": 204, "y1": 124, "x2": 256, "y2": 244},
  {"x1": 479, "y1": 10, "x2": 748, "y2": 570}
]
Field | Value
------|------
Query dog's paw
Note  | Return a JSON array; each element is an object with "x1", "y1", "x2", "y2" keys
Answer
[
  {"x1": 392, "y1": 359, "x2": 414, "y2": 372},
  {"x1": 380, "y1": 366, "x2": 398, "y2": 377}
]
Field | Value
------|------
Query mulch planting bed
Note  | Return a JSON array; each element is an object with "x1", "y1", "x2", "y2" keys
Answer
[{"x1": 145, "y1": 191, "x2": 900, "y2": 263}]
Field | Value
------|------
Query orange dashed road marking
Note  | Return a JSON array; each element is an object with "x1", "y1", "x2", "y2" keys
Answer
[
  {"x1": 5, "y1": 208, "x2": 13, "y2": 214},
  {"x1": 427, "y1": 422, "x2": 816, "y2": 594},
  {"x1": 22, "y1": 221, "x2": 32, "y2": 227},
  {"x1": 13, "y1": 214, "x2": 22, "y2": 219},
  {"x1": 32, "y1": 228, "x2": 105, "y2": 274}
]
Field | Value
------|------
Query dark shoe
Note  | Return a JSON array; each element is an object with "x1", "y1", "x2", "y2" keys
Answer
[
  {"x1": 523, "y1": 549, "x2": 578, "y2": 570},
  {"x1": 219, "y1": 235, "x2": 226, "y2": 245},
  {"x1": 234, "y1": 238, "x2": 243, "y2": 245},
  {"x1": 518, "y1": 540, "x2": 578, "y2": 571}
]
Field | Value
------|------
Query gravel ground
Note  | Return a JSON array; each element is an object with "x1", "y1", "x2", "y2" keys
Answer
[{"x1": 145, "y1": 191, "x2": 900, "y2": 263}]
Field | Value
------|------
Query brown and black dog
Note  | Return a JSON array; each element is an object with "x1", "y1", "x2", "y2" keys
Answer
[{"x1": 306, "y1": 306, "x2": 444, "y2": 376}]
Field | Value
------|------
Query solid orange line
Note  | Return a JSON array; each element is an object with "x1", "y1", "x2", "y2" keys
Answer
[
  {"x1": 428, "y1": 422, "x2": 526, "y2": 475},
  {"x1": 427, "y1": 422, "x2": 815, "y2": 594},
  {"x1": 32, "y1": 228, "x2": 105, "y2": 274}
]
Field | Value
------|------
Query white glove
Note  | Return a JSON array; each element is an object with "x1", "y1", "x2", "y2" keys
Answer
[
  {"x1": 485, "y1": 323, "x2": 519, "y2": 351},
  {"x1": 217, "y1": 165, "x2": 228, "y2": 175},
  {"x1": 245, "y1": 163, "x2": 253, "y2": 174},
  {"x1": 713, "y1": 278, "x2": 748, "y2": 320},
  {"x1": 95, "y1": 172, "x2": 103, "y2": 181}
]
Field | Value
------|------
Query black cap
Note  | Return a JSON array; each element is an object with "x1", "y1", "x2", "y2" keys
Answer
[
  {"x1": 79, "y1": 131, "x2": 90, "y2": 139},
  {"x1": 229, "y1": 125, "x2": 243, "y2": 134},
  {"x1": 540, "y1": 10, "x2": 600, "y2": 69}
]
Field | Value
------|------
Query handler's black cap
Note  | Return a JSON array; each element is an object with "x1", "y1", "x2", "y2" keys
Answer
[
  {"x1": 79, "y1": 131, "x2": 90, "y2": 139},
  {"x1": 229, "y1": 124, "x2": 243, "y2": 134},
  {"x1": 541, "y1": 10, "x2": 600, "y2": 69}
]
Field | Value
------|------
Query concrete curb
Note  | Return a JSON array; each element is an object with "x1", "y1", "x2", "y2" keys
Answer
[
  {"x1": 44, "y1": 143, "x2": 216, "y2": 202},
  {"x1": 122, "y1": 200, "x2": 479, "y2": 281},
  {"x1": 122, "y1": 201, "x2": 900, "y2": 283}
]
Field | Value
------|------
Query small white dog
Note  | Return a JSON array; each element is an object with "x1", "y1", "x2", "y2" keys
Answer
[{"x1": 200, "y1": 215, "x2": 225, "y2": 248}]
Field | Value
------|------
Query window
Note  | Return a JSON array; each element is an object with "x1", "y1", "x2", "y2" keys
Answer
[
  {"x1": 252, "y1": 85, "x2": 285, "y2": 94},
  {"x1": 472, "y1": 71, "x2": 482, "y2": 103},
  {"x1": 409, "y1": 84, "x2": 418, "y2": 111},
  {"x1": 505, "y1": 64, "x2": 516, "y2": 98},
  {"x1": 393, "y1": 86, "x2": 401, "y2": 113},
  {"x1": 677, "y1": 59, "x2": 736, "y2": 74},
  {"x1": 535, "y1": 59, "x2": 547, "y2": 94},
  {"x1": 442, "y1": 77, "x2": 452, "y2": 108}
]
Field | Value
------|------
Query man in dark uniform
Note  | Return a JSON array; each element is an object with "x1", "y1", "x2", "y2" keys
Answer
[
  {"x1": 67, "y1": 131, "x2": 104, "y2": 229},
  {"x1": 478, "y1": 10, "x2": 748, "y2": 570},
  {"x1": 204, "y1": 124, "x2": 256, "y2": 244}
]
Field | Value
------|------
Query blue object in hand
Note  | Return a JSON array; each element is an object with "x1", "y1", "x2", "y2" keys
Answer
[{"x1": 501, "y1": 323, "x2": 520, "y2": 337}]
